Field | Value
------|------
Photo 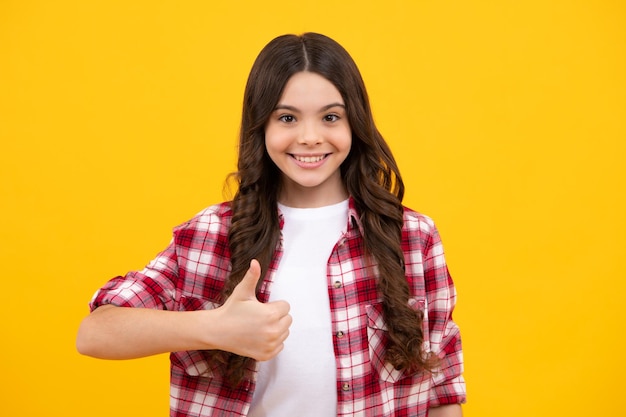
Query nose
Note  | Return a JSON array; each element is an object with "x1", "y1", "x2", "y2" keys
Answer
[{"x1": 298, "y1": 120, "x2": 322, "y2": 145}]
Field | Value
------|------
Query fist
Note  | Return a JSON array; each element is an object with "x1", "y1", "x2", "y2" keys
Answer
[{"x1": 217, "y1": 259, "x2": 292, "y2": 361}]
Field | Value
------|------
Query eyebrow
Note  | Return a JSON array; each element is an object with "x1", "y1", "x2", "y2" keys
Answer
[{"x1": 273, "y1": 102, "x2": 346, "y2": 112}]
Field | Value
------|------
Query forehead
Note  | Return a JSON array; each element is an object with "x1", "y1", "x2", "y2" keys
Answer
[{"x1": 278, "y1": 71, "x2": 344, "y2": 105}]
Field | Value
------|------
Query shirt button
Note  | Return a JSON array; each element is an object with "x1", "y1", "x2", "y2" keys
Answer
[
  {"x1": 333, "y1": 281, "x2": 342, "y2": 289},
  {"x1": 336, "y1": 331, "x2": 344, "y2": 338},
  {"x1": 341, "y1": 383, "x2": 350, "y2": 391}
]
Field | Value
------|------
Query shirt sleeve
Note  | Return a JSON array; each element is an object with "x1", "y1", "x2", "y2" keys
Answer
[
  {"x1": 89, "y1": 239, "x2": 179, "y2": 312},
  {"x1": 423, "y1": 223, "x2": 467, "y2": 407}
]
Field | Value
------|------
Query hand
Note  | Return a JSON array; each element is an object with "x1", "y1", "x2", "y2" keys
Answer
[{"x1": 215, "y1": 259, "x2": 292, "y2": 361}]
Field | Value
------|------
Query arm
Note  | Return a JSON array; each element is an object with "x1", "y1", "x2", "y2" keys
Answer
[
  {"x1": 429, "y1": 404, "x2": 463, "y2": 417},
  {"x1": 76, "y1": 260, "x2": 292, "y2": 361},
  {"x1": 421, "y1": 221, "x2": 467, "y2": 407}
]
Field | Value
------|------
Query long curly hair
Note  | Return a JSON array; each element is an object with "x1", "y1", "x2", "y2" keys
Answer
[{"x1": 211, "y1": 33, "x2": 437, "y2": 386}]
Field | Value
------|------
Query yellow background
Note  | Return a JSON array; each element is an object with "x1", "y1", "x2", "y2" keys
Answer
[{"x1": 1, "y1": 1, "x2": 624, "y2": 416}]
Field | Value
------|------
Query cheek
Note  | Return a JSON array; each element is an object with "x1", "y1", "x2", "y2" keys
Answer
[
  {"x1": 264, "y1": 127, "x2": 290, "y2": 157},
  {"x1": 272, "y1": 125, "x2": 298, "y2": 143},
  {"x1": 264, "y1": 126, "x2": 279, "y2": 150},
  {"x1": 334, "y1": 126, "x2": 352, "y2": 151}
]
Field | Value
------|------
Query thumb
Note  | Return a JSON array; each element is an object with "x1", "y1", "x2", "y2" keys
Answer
[{"x1": 231, "y1": 259, "x2": 262, "y2": 301}]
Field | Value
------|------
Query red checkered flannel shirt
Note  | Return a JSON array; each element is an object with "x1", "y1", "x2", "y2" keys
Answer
[{"x1": 90, "y1": 198, "x2": 466, "y2": 416}]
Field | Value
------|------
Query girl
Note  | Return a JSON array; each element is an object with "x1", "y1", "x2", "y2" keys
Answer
[{"x1": 77, "y1": 32, "x2": 466, "y2": 417}]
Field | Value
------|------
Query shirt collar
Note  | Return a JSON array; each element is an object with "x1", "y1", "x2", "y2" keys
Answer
[
  {"x1": 347, "y1": 197, "x2": 364, "y2": 235},
  {"x1": 275, "y1": 197, "x2": 363, "y2": 235}
]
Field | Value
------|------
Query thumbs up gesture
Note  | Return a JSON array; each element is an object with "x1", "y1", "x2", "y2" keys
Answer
[{"x1": 214, "y1": 259, "x2": 292, "y2": 361}]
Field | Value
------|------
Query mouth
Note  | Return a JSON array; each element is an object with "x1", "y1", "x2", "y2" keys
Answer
[{"x1": 290, "y1": 154, "x2": 329, "y2": 163}]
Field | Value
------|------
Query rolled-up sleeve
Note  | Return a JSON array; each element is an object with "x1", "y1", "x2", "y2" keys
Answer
[
  {"x1": 423, "y1": 224, "x2": 466, "y2": 407},
  {"x1": 89, "y1": 240, "x2": 179, "y2": 312}
]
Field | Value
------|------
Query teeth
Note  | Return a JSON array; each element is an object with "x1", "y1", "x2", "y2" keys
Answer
[{"x1": 294, "y1": 155, "x2": 325, "y2": 163}]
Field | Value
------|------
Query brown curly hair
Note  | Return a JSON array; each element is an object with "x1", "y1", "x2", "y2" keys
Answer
[{"x1": 210, "y1": 32, "x2": 437, "y2": 386}]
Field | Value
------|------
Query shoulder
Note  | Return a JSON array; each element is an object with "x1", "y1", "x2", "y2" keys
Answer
[
  {"x1": 175, "y1": 201, "x2": 232, "y2": 229},
  {"x1": 402, "y1": 205, "x2": 437, "y2": 236},
  {"x1": 172, "y1": 201, "x2": 233, "y2": 243}
]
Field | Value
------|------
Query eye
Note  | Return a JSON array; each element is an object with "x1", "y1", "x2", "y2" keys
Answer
[
  {"x1": 323, "y1": 114, "x2": 340, "y2": 122},
  {"x1": 278, "y1": 114, "x2": 296, "y2": 123}
]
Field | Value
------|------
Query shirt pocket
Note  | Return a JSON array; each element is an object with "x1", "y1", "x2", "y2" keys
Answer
[
  {"x1": 366, "y1": 298, "x2": 426, "y2": 383},
  {"x1": 170, "y1": 295, "x2": 222, "y2": 378}
]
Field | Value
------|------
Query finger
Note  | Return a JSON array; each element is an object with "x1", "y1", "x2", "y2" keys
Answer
[
  {"x1": 232, "y1": 259, "x2": 262, "y2": 300},
  {"x1": 257, "y1": 338, "x2": 287, "y2": 362},
  {"x1": 280, "y1": 314, "x2": 293, "y2": 329},
  {"x1": 267, "y1": 300, "x2": 291, "y2": 316}
]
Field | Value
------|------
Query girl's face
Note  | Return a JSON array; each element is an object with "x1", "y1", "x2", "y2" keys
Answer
[{"x1": 265, "y1": 71, "x2": 352, "y2": 208}]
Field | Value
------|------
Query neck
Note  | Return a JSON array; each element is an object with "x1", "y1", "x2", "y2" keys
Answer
[{"x1": 278, "y1": 185, "x2": 348, "y2": 208}]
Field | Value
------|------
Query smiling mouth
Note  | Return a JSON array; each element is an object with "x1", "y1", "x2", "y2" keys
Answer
[{"x1": 291, "y1": 154, "x2": 328, "y2": 163}]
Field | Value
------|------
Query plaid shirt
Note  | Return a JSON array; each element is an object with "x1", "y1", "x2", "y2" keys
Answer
[{"x1": 90, "y1": 198, "x2": 466, "y2": 416}]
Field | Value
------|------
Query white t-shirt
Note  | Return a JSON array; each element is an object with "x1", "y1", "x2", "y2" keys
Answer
[{"x1": 247, "y1": 200, "x2": 349, "y2": 417}]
